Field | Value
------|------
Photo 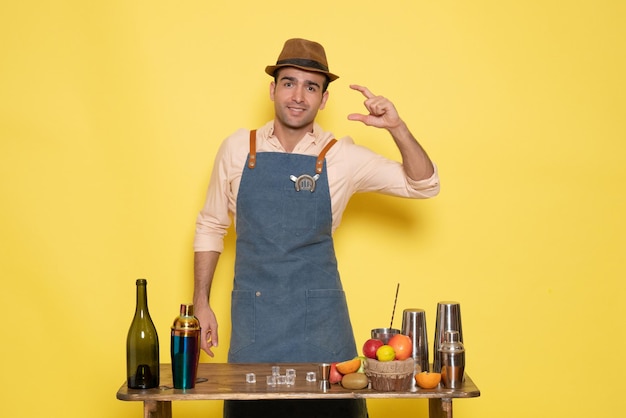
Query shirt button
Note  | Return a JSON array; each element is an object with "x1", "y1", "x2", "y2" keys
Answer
[{"x1": 255, "y1": 291, "x2": 261, "y2": 297}]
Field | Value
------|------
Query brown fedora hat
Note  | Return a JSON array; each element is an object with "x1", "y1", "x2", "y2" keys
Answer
[{"x1": 265, "y1": 38, "x2": 339, "y2": 82}]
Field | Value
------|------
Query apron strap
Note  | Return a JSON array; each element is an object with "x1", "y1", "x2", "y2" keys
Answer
[
  {"x1": 248, "y1": 130, "x2": 257, "y2": 169},
  {"x1": 248, "y1": 129, "x2": 337, "y2": 174},
  {"x1": 316, "y1": 139, "x2": 337, "y2": 174}
]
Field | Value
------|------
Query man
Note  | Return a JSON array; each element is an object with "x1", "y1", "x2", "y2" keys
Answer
[{"x1": 193, "y1": 38, "x2": 439, "y2": 417}]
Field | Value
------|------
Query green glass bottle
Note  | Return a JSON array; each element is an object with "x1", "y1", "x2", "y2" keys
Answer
[{"x1": 126, "y1": 278, "x2": 160, "y2": 389}]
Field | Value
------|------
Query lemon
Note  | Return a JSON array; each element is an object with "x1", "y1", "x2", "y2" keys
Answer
[{"x1": 375, "y1": 344, "x2": 396, "y2": 361}]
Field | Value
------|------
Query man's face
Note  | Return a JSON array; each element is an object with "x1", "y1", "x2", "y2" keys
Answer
[{"x1": 270, "y1": 67, "x2": 329, "y2": 131}]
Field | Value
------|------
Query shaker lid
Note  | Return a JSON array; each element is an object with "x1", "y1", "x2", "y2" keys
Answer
[
  {"x1": 440, "y1": 330, "x2": 465, "y2": 352},
  {"x1": 180, "y1": 303, "x2": 194, "y2": 317},
  {"x1": 445, "y1": 330, "x2": 460, "y2": 343},
  {"x1": 171, "y1": 303, "x2": 200, "y2": 330}
]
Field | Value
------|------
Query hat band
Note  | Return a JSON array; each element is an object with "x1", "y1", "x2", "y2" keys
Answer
[{"x1": 276, "y1": 58, "x2": 329, "y2": 72}]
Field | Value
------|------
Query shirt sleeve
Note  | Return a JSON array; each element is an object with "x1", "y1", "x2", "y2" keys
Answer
[
  {"x1": 193, "y1": 131, "x2": 244, "y2": 253},
  {"x1": 337, "y1": 137, "x2": 440, "y2": 198}
]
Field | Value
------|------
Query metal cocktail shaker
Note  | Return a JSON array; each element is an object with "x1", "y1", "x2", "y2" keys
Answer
[
  {"x1": 433, "y1": 301, "x2": 463, "y2": 373},
  {"x1": 401, "y1": 309, "x2": 429, "y2": 372},
  {"x1": 171, "y1": 304, "x2": 201, "y2": 389},
  {"x1": 401, "y1": 308, "x2": 429, "y2": 392},
  {"x1": 439, "y1": 330, "x2": 465, "y2": 389}
]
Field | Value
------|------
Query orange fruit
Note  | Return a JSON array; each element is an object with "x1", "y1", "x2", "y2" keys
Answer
[
  {"x1": 415, "y1": 371, "x2": 441, "y2": 389},
  {"x1": 375, "y1": 344, "x2": 396, "y2": 361},
  {"x1": 388, "y1": 334, "x2": 412, "y2": 360},
  {"x1": 336, "y1": 357, "x2": 361, "y2": 374}
]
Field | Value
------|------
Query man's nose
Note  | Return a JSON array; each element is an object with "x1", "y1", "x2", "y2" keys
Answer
[{"x1": 292, "y1": 86, "x2": 305, "y2": 102}]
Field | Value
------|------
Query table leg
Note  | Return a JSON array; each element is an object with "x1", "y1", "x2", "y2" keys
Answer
[
  {"x1": 428, "y1": 398, "x2": 453, "y2": 418},
  {"x1": 143, "y1": 400, "x2": 172, "y2": 418}
]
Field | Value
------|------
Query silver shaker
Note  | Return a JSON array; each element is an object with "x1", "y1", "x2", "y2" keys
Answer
[
  {"x1": 439, "y1": 330, "x2": 465, "y2": 389},
  {"x1": 433, "y1": 301, "x2": 463, "y2": 372},
  {"x1": 401, "y1": 309, "x2": 429, "y2": 392}
]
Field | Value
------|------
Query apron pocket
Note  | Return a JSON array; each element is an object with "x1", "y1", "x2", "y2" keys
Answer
[
  {"x1": 282, "y1": 193, "x2": 319, "y2": 234},
  {"x1": 229, "y1": 290, "x2": 255, "y2": 357},
  {"x1": 305, "y1": 289, "x2": 356, "y2": 358}
]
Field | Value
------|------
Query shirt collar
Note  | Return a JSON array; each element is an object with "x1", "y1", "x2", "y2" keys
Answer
[{"x1": 261, "y1": 121, "x2": 325, "y2": 151}]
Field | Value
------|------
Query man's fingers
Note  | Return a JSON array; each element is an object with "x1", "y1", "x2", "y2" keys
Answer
[
  {"x1": 201, "y1": 339, "x2": 214, "y2": 357},
  {"x1": 347, "y1": 113, "x2": 369, "y2": 124},
  {"x1": 350, "y1": 84, "x2": 375, "y2": 99},
  {"x1": 200, "y1": 327, "x2": 218, "y2": 357}
]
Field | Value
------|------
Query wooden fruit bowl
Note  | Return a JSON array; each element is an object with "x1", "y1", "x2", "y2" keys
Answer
[{"x1": 364, "y1": 358, "x2": 414, "y2": 392}]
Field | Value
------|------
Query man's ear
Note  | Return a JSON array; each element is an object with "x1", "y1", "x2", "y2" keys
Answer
[
  {"x1": 269, "y1": 81, "x2": 276, "y2": 101},
  {"x1": 319, "y1": 90, "x2": 329, "y2": 110}
]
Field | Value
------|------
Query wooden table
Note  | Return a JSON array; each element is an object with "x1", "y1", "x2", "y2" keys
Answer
[{"x1": 116, "y1": 363, "x2": 480, "y2": 418}]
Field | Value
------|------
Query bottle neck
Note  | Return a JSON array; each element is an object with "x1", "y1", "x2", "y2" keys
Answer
[{"x1": 135, "y1": 280, "x2": 149, "y2": 316}]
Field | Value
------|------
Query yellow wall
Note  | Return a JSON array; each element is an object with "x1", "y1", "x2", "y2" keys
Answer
[{"x1": 1, "y1": 1, "x2": 624, "y2": 417}]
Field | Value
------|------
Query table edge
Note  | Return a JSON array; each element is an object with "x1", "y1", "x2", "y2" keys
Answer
[{"x1": 116, "y1": 363, "x2": 480, "y2": 402}]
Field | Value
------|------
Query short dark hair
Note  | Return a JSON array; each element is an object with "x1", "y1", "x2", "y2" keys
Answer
[{"x1": 273, "y1": 67, "x2": 330, "y2": 93}]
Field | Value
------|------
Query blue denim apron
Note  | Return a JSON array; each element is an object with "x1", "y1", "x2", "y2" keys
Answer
[{"x1": 224, "y1": 130, "x2": 367, "y2": 418}]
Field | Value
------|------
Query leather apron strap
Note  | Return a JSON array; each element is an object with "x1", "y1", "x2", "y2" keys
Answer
[{"x1": 248, "y1": 129, "x2": 337, "y2": 173}]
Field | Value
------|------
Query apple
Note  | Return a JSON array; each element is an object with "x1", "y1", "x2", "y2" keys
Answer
[
  {"x1": 329, "y1": 362, "x2": 343, "y2": 384},
  {"x1": 362, "y1": 338, "x2": 384, "y2": 359}
]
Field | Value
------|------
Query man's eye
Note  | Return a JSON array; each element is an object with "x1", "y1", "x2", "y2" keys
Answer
[{"x1": 284, "y1": 82, "x2": 293, "y2": 87}]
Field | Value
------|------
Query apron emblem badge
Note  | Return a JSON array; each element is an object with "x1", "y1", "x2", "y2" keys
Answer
[{"x1": 289, "y1": 174, "x2": 320, "y2": 192}]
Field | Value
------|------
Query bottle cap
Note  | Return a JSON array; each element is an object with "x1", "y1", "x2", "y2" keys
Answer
[{"x1": 180, "y1": 303, "x2": 194, "y2": 317}]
